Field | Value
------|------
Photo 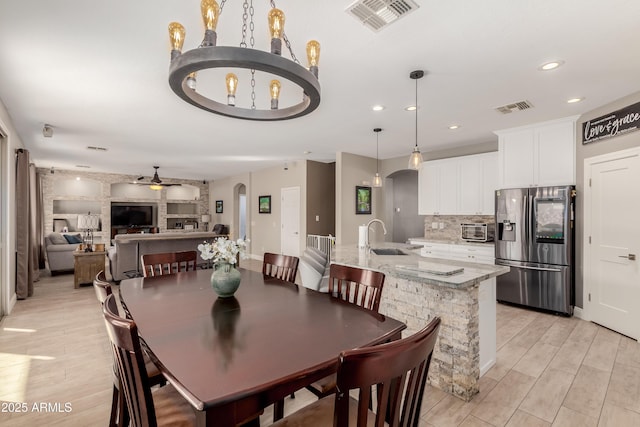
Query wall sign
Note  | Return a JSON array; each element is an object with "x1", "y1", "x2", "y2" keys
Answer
[{"x1": 582, "y1": 101, "x2": 640, "y2": 144}]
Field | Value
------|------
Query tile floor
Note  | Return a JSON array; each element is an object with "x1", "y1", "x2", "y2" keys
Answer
[{"x1": 1, "y1": 264, "x2": 639, "y2": 426}]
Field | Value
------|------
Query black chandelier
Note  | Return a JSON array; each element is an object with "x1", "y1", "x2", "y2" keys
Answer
[{"x1": 168, "y1": 0, "x2": 321, "y2": 121}]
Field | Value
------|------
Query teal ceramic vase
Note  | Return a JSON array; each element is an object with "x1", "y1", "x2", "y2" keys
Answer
[{"x1": 211, "y1": 262, "x2": 241, "y2": 298}]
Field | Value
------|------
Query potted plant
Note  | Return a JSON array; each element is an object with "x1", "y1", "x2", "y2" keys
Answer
[{"x1": 198, "y1": 237, "x2": 248, "y2": 297}]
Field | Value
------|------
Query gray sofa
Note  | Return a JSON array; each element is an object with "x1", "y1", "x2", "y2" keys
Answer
[
  {"x1": 45, "y1": 233, "x2": 82, "y2": 274},
  {"x1": 108, "y1": 231, "x2": 227, "y2": 281}
]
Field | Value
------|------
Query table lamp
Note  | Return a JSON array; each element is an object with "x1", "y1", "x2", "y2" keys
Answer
[
  {"x1": 77, "y1": 213, "x2": 100, "y2": 251},
  {"x1": 201, "y1": 214, "x2": 211, "y2": 231}
]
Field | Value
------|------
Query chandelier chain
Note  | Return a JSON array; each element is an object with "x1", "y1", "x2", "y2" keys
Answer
[
  {"x1": 249, "y1": 0, "x2": 255, "y2": 48},
  {"x1": 240, "y1": 0, "x2": 249, "y2": 48},
  {"x1": 219, "y1": 0, "x2": 227, "y2": 14}
]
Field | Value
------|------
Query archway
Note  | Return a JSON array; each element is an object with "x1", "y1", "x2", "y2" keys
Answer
[{"x1": 233, "y1": 183, "x2": 247, "y2": 240}]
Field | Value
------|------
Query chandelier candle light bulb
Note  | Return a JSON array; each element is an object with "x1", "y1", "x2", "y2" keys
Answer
[
  {"x1": 306, "y1": 40, "x2": 320, "y2": 78},
  {"x1": 168, "y1": 22, "x2": 186, "y2": 60},
  {"x1": 270, "y1": 80, "x2": 281, "y2": 109},
  {"x1": 200, "y1": 0, "x2": 220, "y2": 46},
  {"x1": 268, "y1": 8, "x2": 285, "y2": 55},
  {"x1": 226, "y1": 73, "x2": 238, "y2": 106}
]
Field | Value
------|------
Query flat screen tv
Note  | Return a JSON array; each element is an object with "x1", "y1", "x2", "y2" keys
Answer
[{"x1": 111, "y1": 204, "x2": 154, "y2": 227}]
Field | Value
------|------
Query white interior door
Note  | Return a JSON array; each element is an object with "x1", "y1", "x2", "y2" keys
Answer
[
  {"x1": 281, "y1": 187, "x2": 300, "y2": 257},
  {"x1": 586, "y1": 148, "x2": 640, "y2": 340}
]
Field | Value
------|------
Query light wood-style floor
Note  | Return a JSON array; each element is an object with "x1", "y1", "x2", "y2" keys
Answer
[{"x1": 1, "y1": 262, "x2": 639, "y2": 426}]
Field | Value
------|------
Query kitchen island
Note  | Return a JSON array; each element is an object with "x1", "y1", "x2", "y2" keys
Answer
[{"x1": 331, "y1": 243, "x2": 509, "y2": 401}]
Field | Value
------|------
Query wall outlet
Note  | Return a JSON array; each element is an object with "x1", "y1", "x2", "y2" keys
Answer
[
  {"x1": 439, "y1": 222, "x2": 445, "y2": 229},
  {"x1": 315, "y1": 215, "x2": 320, "y2": 222},
  {"x1": 431, "y1": 222, "x2": 438, "y2": 229}
]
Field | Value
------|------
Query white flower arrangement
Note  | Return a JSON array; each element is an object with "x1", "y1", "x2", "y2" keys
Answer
[{"x1": 198, "y1": 237, "x2": 248, "y2": 265}]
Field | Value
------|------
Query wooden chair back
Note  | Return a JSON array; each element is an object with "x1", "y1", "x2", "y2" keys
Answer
[
  {"x1": 335, "y1": 317, "x2": 441, "y2": 427},
  {"x1": 102, "y1": 293, "x2": 157, "y2": 427},
  {"x1": 93, "y1": 270, "x2": 112, "y2": 304},
  {"x1": 262, "y1": 253, "x2": 300, "y2": 284},
  {"x1": 328, "y1": 264, "x2": 385, "y2": 312},
  {"x1": 141, "y1": 251, "x2": 198, "y2": 277}
]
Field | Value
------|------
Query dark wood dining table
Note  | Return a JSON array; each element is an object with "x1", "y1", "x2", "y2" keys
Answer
[{"x1": 119, "y1": 268, "x2": 406, "y2": 427}]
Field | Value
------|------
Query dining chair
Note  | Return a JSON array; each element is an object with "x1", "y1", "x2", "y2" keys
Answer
[
  {"x1": 262, "y1": 252, "x2": 299, "y2": 284},
  {"x1": 271, "y1": 317, "x2": 441, "y2": 427},
  {"x1": 327, "y1": 263, "x2": 385, "y2": 312},
  {"x1": 263, "y1": 252, "x2": 300, "y2": 420},
  {"x1": 93, "y1": 271, "x2": 166, "y2": 427},
  {"x1": 102, "y1": 293, "x2": 196, "y2": 427},
  {"x1": 141, "y1": 250, "x2": 198, "y2": 277},
  {"x1": 300, "y1": 264, "x2": 386, "y2": 403}
]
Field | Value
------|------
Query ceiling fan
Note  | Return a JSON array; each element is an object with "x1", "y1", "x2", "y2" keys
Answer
[{"x1": 135, "y1": 166, "x2": 181, "y2": 190}]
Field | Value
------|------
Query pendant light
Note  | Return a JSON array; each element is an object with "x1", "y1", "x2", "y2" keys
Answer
[
  {"x1": 373, "y1": 128, "x2": 383, "y2": 188},
  {"x1": 408, "y1": 70, "x2": 425, "y2": 170}
]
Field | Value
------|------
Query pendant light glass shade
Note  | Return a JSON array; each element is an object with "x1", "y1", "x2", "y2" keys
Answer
[
  {"x1": 373, "y1": 128, "x2": 383, "y2": 187},
  {"x1": 408, "y1": 70, "x2": 425, "y2": 170}
]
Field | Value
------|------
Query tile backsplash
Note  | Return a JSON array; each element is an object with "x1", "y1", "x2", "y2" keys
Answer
[{"x1": 423, "y1": 215, "x2": 495, "y2": 243}]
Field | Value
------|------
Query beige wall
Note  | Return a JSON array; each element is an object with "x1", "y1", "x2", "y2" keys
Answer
[
  {"x1": 335, "y1": 152, "x2": 382, "y2": 245},
  {"x1": 306, "y1": 160, "x2": 335, "y2": 236},
  {"x1": 575, "y1": 91, "x2": 640, "y2": 308},
  {"x1": 0, "y1": 98, "x2": 25, "y2": 314},
  {"x1": 210, "y1": 163, "x2": 308, "y2": 259}
]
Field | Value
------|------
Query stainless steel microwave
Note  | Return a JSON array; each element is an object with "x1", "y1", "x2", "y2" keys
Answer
[{"x1": 461, "y1": 223, "x2": 495, "y2": 242}]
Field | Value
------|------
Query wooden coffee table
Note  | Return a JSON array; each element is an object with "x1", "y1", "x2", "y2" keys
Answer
[{"x1": 73, "y1": 250, "x2": 106, "y2": 288}]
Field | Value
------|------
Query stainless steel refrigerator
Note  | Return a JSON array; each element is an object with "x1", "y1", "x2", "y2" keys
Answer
[{"x1": 495, "y1": 186, "x2": 576, "y2": 315}]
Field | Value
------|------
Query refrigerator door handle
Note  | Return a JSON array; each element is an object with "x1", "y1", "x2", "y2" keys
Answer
[{"x1": 496, "y1": 260, "x2": 563, "y2": 273}]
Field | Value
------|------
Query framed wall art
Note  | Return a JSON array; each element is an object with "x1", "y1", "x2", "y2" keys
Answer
[
  {"x1": 215, "y1": 200, "x2": 223, "y2": 213},
  {"x1": 258, "y1": 195, "x2": 271, "y2": 214},
  {"x1": 355, "y1": 186, "x2": 371, "y2": 214}
]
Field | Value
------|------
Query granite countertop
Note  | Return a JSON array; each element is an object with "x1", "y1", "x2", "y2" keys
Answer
[{"x1": 331, "y1": 242, "x2": 508, "y2": 289}]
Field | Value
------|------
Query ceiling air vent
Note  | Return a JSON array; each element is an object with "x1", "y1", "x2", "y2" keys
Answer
[
  {"x1": 495, "y1": 100, "x2": 534, "y2": 114},
  {"x1": 346, "y1": 0, "x2": 419, "y2": 32},
  {"x1": 86, "y1": 146, "x2": 108, "y2": 151}
]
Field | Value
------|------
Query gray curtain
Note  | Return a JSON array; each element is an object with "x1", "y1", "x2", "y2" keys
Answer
[
  {"x1": 15, "y1": 149, "x2": 37, "y2": 299},
  {"x1": 34, "y1": 167, "x2": 45, "y2": 269}
]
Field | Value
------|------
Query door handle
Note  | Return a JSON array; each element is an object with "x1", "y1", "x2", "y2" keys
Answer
[{"x1": 618, "y1": 254, "x2": 636, "y2": 260}]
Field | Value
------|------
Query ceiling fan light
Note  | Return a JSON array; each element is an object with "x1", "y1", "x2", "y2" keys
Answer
[{"x1": 149, "y1": 184, "x2": 163, "y2": 191}]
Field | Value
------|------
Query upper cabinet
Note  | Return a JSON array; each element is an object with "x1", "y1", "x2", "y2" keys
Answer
[
  {"x1": 495, "y1": 116, "x2": 578, "y2": 188},
  {"x1": 418, "y1": 152, "x2": 498, "y2": 215}
]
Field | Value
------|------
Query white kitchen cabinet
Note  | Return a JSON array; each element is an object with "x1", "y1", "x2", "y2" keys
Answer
[
  {"x1": 418, "y1": 158, "x2": 458, "y2": 215},
  {"x1": 496, "y1": 116, "x2": 578, "y2": 188},
  {"x1": 419, "y1": 152, "x2": 498, "y2": 215},
  {"x1": 459, "y1": 152, "x2": 498, "y2": 215}
]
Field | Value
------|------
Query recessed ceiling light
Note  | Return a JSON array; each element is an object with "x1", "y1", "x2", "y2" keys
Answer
[
  {"x1": 539, "y1": 60, "x2": 564, "y2": 71},
  {"x1": 405, "y1": 105, "x2": 417, "y2": 111},
  {"x1": 448, "y1": 125, "x2": 460, "y2": 130},
  {"x1": 372, "y1": 105, "x2": 385, "y2": 111},
  {"x1": 303, "y1": 150, "x2": 311, "y2": 155},
  {"x1": 567, "y1": 97, "x2": 584, "y2": 104}
]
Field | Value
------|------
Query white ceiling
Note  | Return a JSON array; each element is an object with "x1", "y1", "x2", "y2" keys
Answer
[{"x1": 0, "y1": 0, "x2": 638, "y2": 181}]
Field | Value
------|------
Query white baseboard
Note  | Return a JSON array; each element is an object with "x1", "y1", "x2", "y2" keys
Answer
[{"x1": 573, "y1": 306, "x2": 584, "y2": 319}]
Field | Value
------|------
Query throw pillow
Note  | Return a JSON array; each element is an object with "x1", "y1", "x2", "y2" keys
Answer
[
  {"x1": 64, "y1": 234, "x2": 83, "y2": 244},
  {"x1": 48, "y1": 233, "x2": 68, "y2": 245}
]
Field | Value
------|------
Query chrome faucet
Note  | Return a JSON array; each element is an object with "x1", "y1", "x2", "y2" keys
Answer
[{"x1": 366, "y1": 219, "x2": 387, "y2": 249}]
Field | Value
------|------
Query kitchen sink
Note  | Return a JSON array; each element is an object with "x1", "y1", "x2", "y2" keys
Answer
[{"x1": 371, "y1": 248, "x2": 408, "y2": 255}]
